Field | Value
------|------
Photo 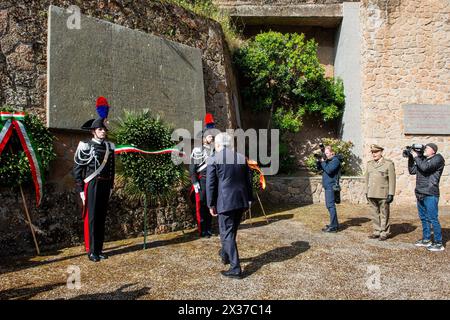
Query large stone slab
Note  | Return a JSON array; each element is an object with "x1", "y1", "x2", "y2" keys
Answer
[
  {"x1": 47, "y1": 5, "x2": 206, "y2": 132},
  {"x1": 403, "y1": 104, "x2": 450, "y2": 135}
]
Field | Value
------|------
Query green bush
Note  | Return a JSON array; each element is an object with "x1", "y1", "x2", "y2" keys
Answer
[
  {"x1": 233, "y1": 31, "x2": 345, "y2": 132},
  {"x1": 111, "y1": 110, "x2": 188, "y2": 204},
  {"x1": 0, "y1": 107, "x2": 56, "y2": 188},
  {"x1": 305, "y1": 138, "x2": 355, "y2": 175}
]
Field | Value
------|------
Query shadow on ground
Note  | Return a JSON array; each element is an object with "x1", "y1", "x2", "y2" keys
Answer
[
  {"x1": 0, "y1": 282, "x2": 65, "y2": 300},
  {"x1": 0, "y1": 244, "x2": 125, "y2": 276},
  {"x1": 68, "y1": 284, "x2": 150, "y2": 300},
  {"x1": 389, "y1": 223, "x2": 417, "y2": 239},
  {"x1": 339, "y1": 217, "x2": 371, "y2": 231},
  {"x1": 241, "y1": 241, "x2": 310, "y2": 278},
  {"x1": 240, "y1": 213, "x2": 295, "y2": 231},
  {"x1": 106, "y1": 229, "x2": 199, "y2": 257}
]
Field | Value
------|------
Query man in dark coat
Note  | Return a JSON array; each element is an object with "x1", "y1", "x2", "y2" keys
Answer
[
  {"x1": 73, "y1": 97, "x2": 115, "y2": 262},
  {"x1": 206, "y1": 132, "x2": 253, "y2": 279},
  {"x1": 316, "y1": 145, "x2": 342, "y2": 233},
  {"x1": 409, "y1": 143, "x2": 445, "y2": 252}
]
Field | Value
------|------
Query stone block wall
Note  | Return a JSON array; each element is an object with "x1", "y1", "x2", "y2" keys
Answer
[
  {"x1": 259, "y1": 175, "x2": 367, "y2": 205},
  {"x1": 360, "y1": 0, "x2": 450, "y2": 204}
]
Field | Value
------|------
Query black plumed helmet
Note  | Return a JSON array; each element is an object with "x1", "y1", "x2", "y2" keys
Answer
[{"x1": 81, "y1": 117, "x2": 108, "y2": 131}]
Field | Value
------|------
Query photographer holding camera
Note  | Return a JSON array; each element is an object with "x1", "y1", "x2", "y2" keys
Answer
[
  {"x1": 408, "y1": 143, "x2": 445, "y2": 252},
  {"x1": 315, "y1": 144, "x2": 342, "y2": 233}
]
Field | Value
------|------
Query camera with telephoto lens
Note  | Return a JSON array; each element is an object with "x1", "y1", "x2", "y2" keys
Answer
[
  {"x1": 313, "y1": 143, "x2": 326, "y2": 160},
  {"x1": 402, "y1": 144, "x2": 425, "y2": 158}
]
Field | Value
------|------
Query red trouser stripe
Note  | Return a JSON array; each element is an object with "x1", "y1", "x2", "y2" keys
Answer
[
  {"x1": 83, "y1": 182, "x2": 90, "y2": 252},
  {"x1": 195, "y1": 192, "x2": 202, "y2": 234}
]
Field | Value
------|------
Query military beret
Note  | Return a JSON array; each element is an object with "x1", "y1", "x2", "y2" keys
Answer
[{"x1": 370, "y1": 144, "x2": 384, "y2": 151}]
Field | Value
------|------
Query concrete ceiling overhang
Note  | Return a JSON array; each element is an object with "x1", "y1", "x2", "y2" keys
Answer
[{"x1": 224, "y1": 4, "x2": 344, "y2": 28}]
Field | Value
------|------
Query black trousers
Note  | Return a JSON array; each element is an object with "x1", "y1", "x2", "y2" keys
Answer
[
  {"x1": 218, "y1": 209, "x2": 244, "y2": 273},
  {"x1": 83, "y1": 179, "x2": 111, "y2": 255}
]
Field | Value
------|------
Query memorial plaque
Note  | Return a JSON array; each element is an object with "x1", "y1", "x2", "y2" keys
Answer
[
  {"x1": 47, "y1": 5, "x2": 206, "y2": 133},
  {"x1": 403, "y1": 104, "x2": 450, "y2": 135}
]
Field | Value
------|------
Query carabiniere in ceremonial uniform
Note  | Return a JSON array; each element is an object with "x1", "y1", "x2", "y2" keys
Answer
[
  {"x1": 189, "y1": 113, "x2": 216, "y2": 237},
  {"x1": 73, "y1": 97, "x2": 115, "y2": 262}
]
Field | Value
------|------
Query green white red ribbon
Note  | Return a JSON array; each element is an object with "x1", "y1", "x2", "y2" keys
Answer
[
  {"x1": 0, "y1": 112, "x2": 44, "y2": 206},
  {"x1": 114, "y1": 144, "x2": 185, "y2": 156}
]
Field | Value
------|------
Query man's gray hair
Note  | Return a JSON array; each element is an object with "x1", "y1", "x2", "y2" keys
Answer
[{"x1": 215, "y1": 132, "x2": 233, "y2": 149}]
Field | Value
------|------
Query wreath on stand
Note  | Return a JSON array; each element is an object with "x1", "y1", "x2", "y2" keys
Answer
[
  {"x1": 244, "y1": 159, "x2": 269, "y2": 224},
  {"x1": 111, "y1": 110, "x2": 188, "y2": 249},
  {"x1": 0, "y1": 107, "x2": 56, "y2": 254}
]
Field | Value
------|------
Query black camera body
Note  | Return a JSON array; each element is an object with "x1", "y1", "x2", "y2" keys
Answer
[
  {"x1": 402, "y1": 144, "x2": 425, "y2": 158},
  {"x1": 314, "y1": 143, "x2": 327, "y2": 160}
]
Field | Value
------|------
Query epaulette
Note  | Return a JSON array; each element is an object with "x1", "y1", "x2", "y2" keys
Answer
[{"x1": 77, "y1": 141, "x2": 91, "y2": 151}]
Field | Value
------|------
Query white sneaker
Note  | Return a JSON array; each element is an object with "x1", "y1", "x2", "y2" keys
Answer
[
  {"x1": 415, "y1": 239, "x2": 432, "y2": 247},
  {"x1": 427, "y1": 243, "x2": 445, "y2": 252}
]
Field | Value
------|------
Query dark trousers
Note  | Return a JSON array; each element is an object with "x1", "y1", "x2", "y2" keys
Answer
[
  {"x1": 218, "y1": 209, "x2": 244, "y2": 273},
  {"x1": 198, "y1": 200, "x2": 212, "y2": 235},
  {"x1": 325, "y1": 188, "x2": 339, "y2": 229},
  {"x1": 195, "y1": 179, "x2": 212, "y2": 235},
  {"x1": 83, "y1": 179, "x2": 111, "y2": 255}
]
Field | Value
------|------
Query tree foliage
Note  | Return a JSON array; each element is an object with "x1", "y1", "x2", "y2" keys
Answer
[{"x1": 234, "y1": 31, "x2": 345, "y2": 133}]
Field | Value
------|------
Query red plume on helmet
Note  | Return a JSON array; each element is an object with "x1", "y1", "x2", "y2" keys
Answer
[{"x1": 204, "y1": 113, "x2": 215, "y2": 129}]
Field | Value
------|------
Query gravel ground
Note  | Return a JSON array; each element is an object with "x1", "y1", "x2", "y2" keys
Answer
[{"x1": 0, "y1": 203, "x2": 449, "y2": 300}]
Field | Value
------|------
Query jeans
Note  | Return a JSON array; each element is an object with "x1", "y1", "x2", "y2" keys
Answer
[
  {"x1": 417, "y1": 195, "x2": 442, "y2": 243},
  {"x1": 325, "y1": 188, "x2": 339, "y2": 229}
]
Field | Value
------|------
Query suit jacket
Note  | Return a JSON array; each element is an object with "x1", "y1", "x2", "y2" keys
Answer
[
  {"x1": 365, "y1": 157, "x2": 396, "y2": 198},
  {"x1": 206, "y1": 147, "x2": 253, "y2": 214},
  {"x1": 317, "y1": 155, "x2": 341, "y2": 189}
]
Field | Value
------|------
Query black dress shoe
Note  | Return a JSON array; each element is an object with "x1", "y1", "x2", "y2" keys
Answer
[
  {"x1": 98, "y1": 253, "x2": 109, "y2": 260},
  {"x1": 321, "y1": 226, "x2": 338, "y2": 233},
  {"x1": 221, "y1": 270, "x2": 242, "y2": 279},
  {"x1": 88, "y1": 253, "x2": 100, "y2": 262}
]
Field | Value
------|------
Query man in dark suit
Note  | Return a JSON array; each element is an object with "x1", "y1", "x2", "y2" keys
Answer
[{"x1": 206, "y1": 132, "x2": 253, "y2": 279}]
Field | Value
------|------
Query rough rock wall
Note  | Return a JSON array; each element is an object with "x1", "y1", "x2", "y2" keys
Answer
[
  {"x1": 360, "y1": 0, "x2": 450, "y2": 204},
  {"x1": 260, "y1": 176, "x2": 367, "y2": 205},
  {"x1": 0, "y1": 0, "x2": 237, "y2": 256},
  {"x1": 0, "y1": 0, "x2": 239, "y2": 130}
]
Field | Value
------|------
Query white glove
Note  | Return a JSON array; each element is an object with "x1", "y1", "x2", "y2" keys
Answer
[
  {"x1": 110, "y1": 189, "x2": 113, "y2": 198},
  {"x1": 248, "y1": 201, "x2": 252, "y2": 207},
  {"x1": 193, "y1": 182, "x2": 201, "y2": 193},
  {"x1": 80, "y1": 192, "x2": 85, "y2": 205}
]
